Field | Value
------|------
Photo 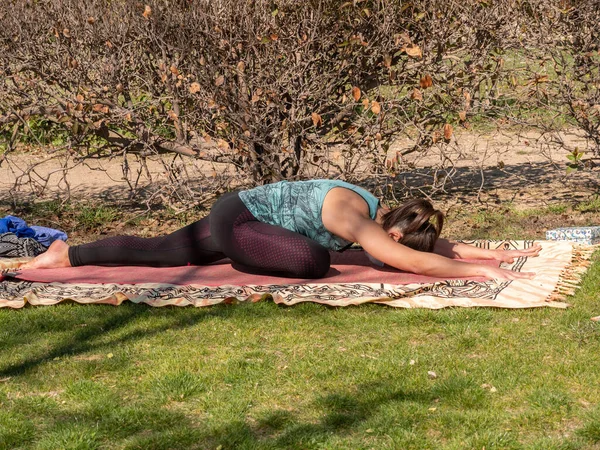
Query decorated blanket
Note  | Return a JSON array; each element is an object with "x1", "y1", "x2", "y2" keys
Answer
[{"x1": 0, "y1": 241, "x2": 594, "y2": 309}]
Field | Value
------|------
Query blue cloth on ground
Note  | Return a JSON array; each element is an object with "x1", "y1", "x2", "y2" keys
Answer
[
  {"x1": 0, "y1": 215, "x2": 67, "y2": 247},
  {"x1": 0, "y1": 216, "x2": 35, "y2": 238},
  {"x1": 30, "y1": 225, "x2": 68, "y2": 247}
]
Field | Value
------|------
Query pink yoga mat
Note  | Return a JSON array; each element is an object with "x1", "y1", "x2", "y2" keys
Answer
[{"x1": 10, "y1": 250, "x2": 499, "y2": 286}]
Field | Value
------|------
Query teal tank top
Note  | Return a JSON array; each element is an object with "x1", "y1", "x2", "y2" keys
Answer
[{"x1": 238, "y1": 180, "x2": 380, "y2": 251}]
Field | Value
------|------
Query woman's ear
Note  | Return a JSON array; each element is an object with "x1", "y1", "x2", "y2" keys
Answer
[{"x1": 388, "y1": 228, "x2": 403, "y2": 243}]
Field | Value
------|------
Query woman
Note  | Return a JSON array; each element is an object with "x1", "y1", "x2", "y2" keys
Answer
[{"x1": 21, "y1": 179, "x2": 539, "y2": 279}]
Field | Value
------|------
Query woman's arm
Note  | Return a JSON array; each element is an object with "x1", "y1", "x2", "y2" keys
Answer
[
  {"x1": 320, "y1": 189, "x2": 535, "y2": 280},
  {"x1": 350, "y1": 220, "x2": 535, "y2": 280},
  {"x1": 434, "y1": 239, "x2": 542, "y2": 263}
]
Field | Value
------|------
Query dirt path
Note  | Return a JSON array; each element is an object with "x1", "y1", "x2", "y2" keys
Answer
[{"x1": 1, "y1": 129, "x2": 598, "y2": 208}]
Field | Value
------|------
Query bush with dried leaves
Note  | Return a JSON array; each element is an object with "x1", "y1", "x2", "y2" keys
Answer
[{"x1": 1, "y1": 0, "x2": 598, "y2": 205}]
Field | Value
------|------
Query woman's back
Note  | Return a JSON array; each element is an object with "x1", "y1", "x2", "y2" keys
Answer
[{"x1": 239, "y1": 180, "x2": 379, "y2": 251}]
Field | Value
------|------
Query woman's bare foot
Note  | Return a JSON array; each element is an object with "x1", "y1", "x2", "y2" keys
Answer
[{"x1": 19, "y1": 240, "x2": 72, "y2": 270}]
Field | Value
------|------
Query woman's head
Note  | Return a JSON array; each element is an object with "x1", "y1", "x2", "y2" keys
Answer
[{"x1": 381, "y1": 199, "x2": 444, "y2": 252}]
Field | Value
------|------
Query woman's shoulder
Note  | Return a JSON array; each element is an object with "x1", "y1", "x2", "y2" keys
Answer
[{"x1": 323, "y1": 186, "x2": 373, "y2": 215}]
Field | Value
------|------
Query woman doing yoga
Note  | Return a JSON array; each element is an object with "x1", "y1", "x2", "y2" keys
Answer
[{"x1": 22, "y1": 179, "x2": 540, "y2": 279}]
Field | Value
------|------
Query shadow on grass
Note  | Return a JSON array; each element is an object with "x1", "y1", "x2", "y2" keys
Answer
[
  {"x1": 5, "y1": 371, "x2": 596, "y2": 449},
  {"x1": 0, "y1": 303, "x2": 256, "y2": 377},
  {"x1": 201, "y1": 378, "x2": 597, "y2": 449},
  {"x1": 197, "y1": 378, "x2": 479, "y2": 449},
  {"x1": 9, "y1": 381, "x2": 412, "y2": 449},
  {"x1": 0, "y1": 299, "x2": 354, "y2": 379},
  {"x1": 3, "y1": 390, "x2": 206, "y2": 449}
]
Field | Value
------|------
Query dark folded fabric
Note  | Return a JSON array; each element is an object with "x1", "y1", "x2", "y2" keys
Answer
[{"x1": 0, "y1": 233, "x2": 47, "y2": 257}]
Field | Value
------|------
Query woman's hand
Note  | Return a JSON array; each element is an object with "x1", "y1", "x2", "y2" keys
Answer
[
  {"x1": 480, "y1": 265, "x2": 536, "y2": 280},
  {"x1": 491, "y1": 244, "x2": 542, "y2": 264}
]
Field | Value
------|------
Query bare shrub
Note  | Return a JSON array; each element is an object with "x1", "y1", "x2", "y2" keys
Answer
[
  {"x1": 0, "y1": 0, "x2": 596, "y2": 205},
  {"x1": 542, "y1": 1, "x2": 600, "y2": 163}
]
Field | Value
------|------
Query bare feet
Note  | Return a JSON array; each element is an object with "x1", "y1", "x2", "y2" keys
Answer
[{"x1": 19, "y1": 240, "x2": 72, "y2": 270}]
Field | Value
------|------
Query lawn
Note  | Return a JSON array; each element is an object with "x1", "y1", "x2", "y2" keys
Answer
[
  {"x1": 2, "y1": 198, "x2": 600, "y2": 449},
  {"x1": 1, "y1": 244, "x2": 599, "y2": 449}
]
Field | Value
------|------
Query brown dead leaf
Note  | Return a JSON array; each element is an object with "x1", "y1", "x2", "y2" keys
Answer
[
  {"x1": 189, "y1": 82, "x2": 200, "y2": 94},
  {"x1": 237, "y1": 61, "x2": 246, "y2": 72},
  {"x1": 311, "y1": 112, "x2": 322, "y2": 127},
  {"x1": 92, "y1": 104, "x2": 109, "y2": 114},
  {"x1": 362, "y1": 98, "x2": 370, "y2": 108},
  {"x1": 87, "y1": 17, "x2": 95, "y2": 24},
  {"x1": 169, "y1": 65, "x2": 179, "y2": 76},
  {"x1": 459, "y1": 110, "x2": 467, "y2": 121},
  {"x1": 251, "y1": 93, "x2": 260, "y2": 103},
  {"x1": 215, "y1": 75, "x2": 225, "y2": 87},
  {"x1": 443, "y1": 123, "x2": 453, "y2": 140},
  {"x1": 410, "y1": 88, "x2": 423, "y2": 101},
  {"x1": 371, "y1": 100, "x2": 381, "y2": 115},
  {"x1": 420, "y1": 74, "x2": 433, "y2": 89},
  {"x1": 168, "y1": 110, "x2": 178, "y2": 120},
  {"x1": 270, "y1": 34, "x2": 279, "y2": 41},
  {"x1": 143, "y1": 5, "x2": 152, "y2": 19},
  {"x1": 352, "y1": 86, "x2": 361, "y2": 102},
  {"x1": 403, "y1": 44, "x2": 422, "y2": 58},
  {"x1": 464, "y1": 91, "x2": 472, "y2": 109}
]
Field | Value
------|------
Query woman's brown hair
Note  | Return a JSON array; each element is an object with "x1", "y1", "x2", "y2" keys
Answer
[{"x1": 381, "y1": 199, "x2": 444, "y2": 252}]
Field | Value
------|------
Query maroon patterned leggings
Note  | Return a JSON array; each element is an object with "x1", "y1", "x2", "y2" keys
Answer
[{"x1": 68, "y1": 193, "x2": 330, "y2": 278}]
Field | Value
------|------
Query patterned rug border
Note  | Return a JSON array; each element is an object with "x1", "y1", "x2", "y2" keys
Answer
[{"x1": 0, "y1": 241, "x2": 596, "y2": 309}]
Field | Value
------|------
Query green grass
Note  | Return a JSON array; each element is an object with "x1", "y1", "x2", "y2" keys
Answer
[
  {"x1": 447, "y1": 201, "x2": 600, "y2": 241},
  {"x1": 2, "y1": 200, "x2": 600, "y2": 448},
  {"x1": 1, "y1": 255, "x2": 600, "y2": 449},
  {"x1": 0, "y1": 200, "x2": 198, "y2": 243},
  {"x1": 576, "y1": 196, "x2": 600, "y2": 214},
  {"x1": 75, "y1": 205, "x2": 121, "y2": 231}
]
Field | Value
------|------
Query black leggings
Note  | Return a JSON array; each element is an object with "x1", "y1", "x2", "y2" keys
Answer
[{"x1": 69, "y1": 192, "x2": 331, "y2": 278}]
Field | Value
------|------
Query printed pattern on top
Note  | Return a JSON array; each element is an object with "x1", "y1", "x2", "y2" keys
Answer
[{"x1": 238, "y1": 180, "x2": 379, "y2": 251}]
